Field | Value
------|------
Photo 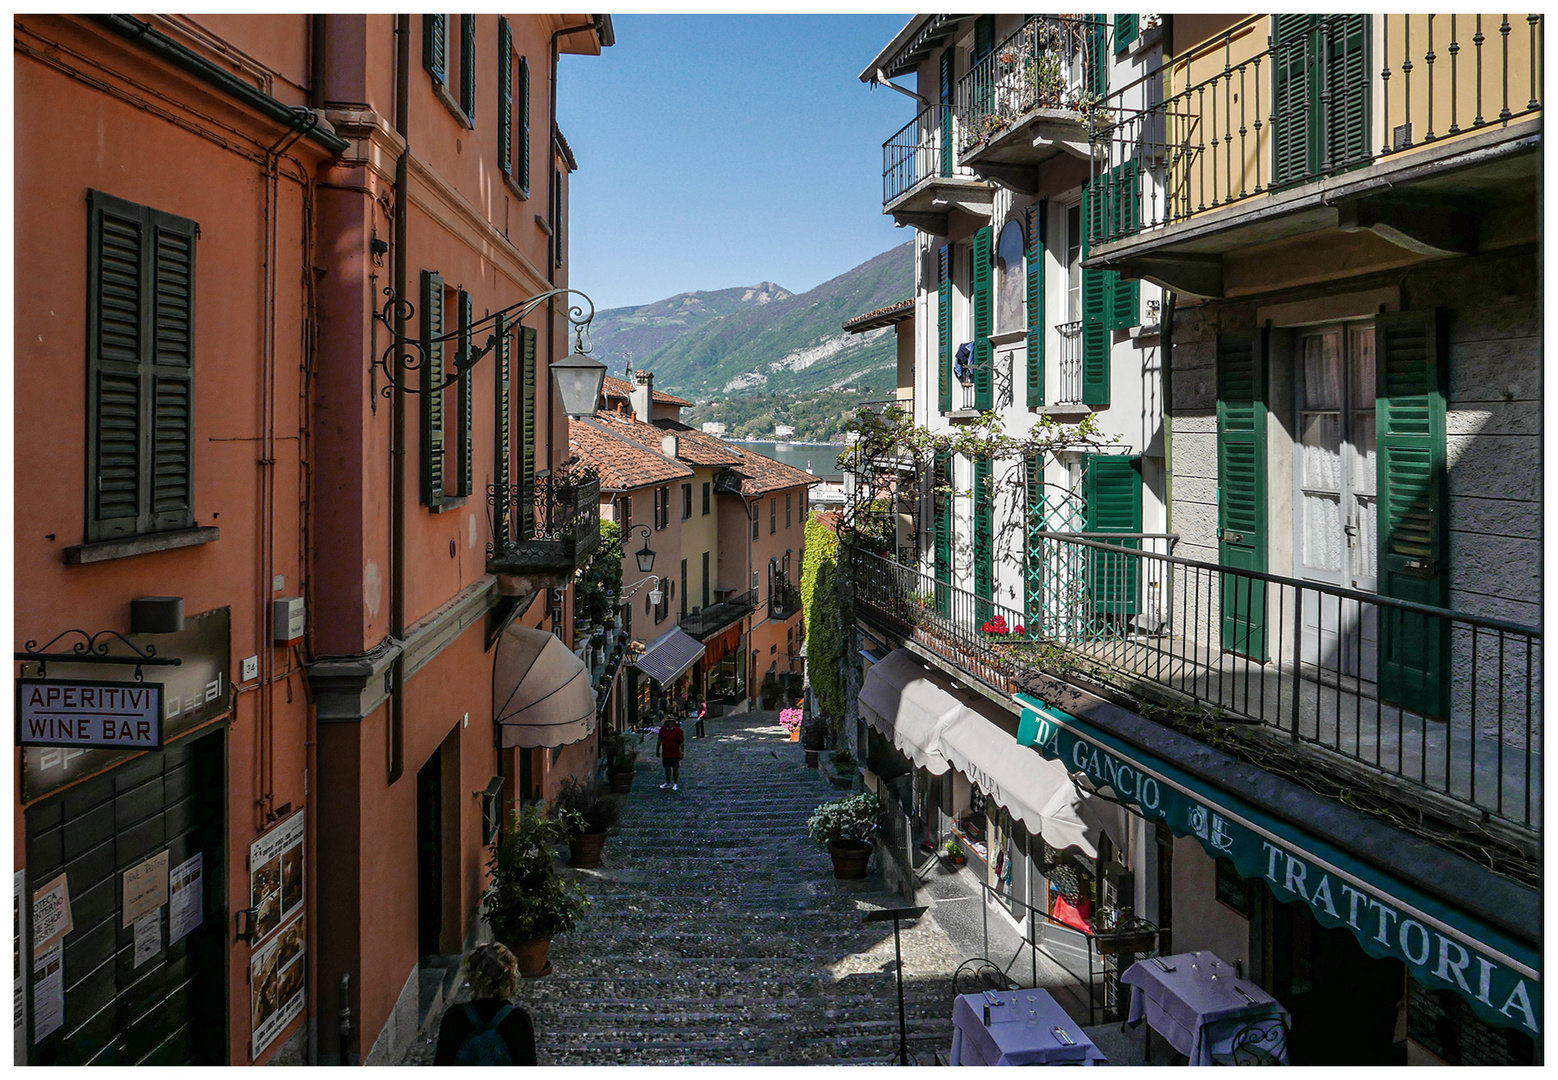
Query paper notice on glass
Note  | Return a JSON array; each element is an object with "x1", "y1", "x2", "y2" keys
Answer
[
  {"x1": 31, "y1": 874, "x2": 72, "y2": 959},
  {"x1": 168, "y1": 853, "x2": 203, "y2": 945},
  {"x1": 15, "y1": 871, "x2": 26, "y2": 1062},
  {"x1": 31, "y1": 941, "x2": 63, "y2": 1041},
  {"x1": 122, "y1": 849, "x2": 170, "y2": 928},
  {"x1": 133, "y1": 910, "x2": 161, "y2": 969}
]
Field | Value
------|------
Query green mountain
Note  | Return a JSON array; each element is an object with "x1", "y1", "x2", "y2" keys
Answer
[{"x1": 587, "y1": 242, "x2": 914, "y2": 399}]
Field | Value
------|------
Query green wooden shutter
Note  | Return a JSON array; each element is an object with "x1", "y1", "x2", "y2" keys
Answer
[
  {"x1": 1106, "y1": 162, "x2": 1141, "y2": 328},
  {"x1": 420, "y1": 270, "x2": 446, "y2": 507},
  {"x1": 1026, "y1": 200, "x2": 1045, "y2": 407},
  {"x1": 973, "y1": 16, "x2": 996, "y2": 116},
  {"x1": 1216, "y1": 330, "x2": 1268, "y2": 661},
  {"x1": 973, "y1": 225, "x2": 993, "y2": 410},
  {"x1": 148, "y1": 212, "x2": 197, "y2": 533},
  {"x1": 519, "y1": 57, "x2": 531, "y2": 196},
  {"x1": 1083, "y1": 454, "x2": 1142, "y2": 614},
  {"x1": 1272, "y1": 14, "x2": 1318, "y2": 186},
  {"x1": 1024, "y1": 453, "x2": 1043, "y2": 628},
  {"x1": 1376, "y1": 308, "x2": 1449, "y2": 718},
  {"x1": 493, "y1": 315, "x2": 512, "y2": 546},
  {"x1": 1115, "y1": 14, "x2": 1138, "y2": 52},
  {"x1": 939, "y1": 49, "x2": 954, "y2": 176},
  {"x1": 424, "y1": 14, "x2": 447, "y2": 85},
  {"x1": 1086, "y1": 14, "x2": 1108, "y2": 97},
  {"x1": 1080, "y1": 183, "x2": 1110, "y2": 406},
  {"x1": 518, "y1": 324, "x2": 538, "y2": 536},
  {"x1": 460, "y1": 14, "x2": 477, "y2": 118},
  {"x1": 973, "y1": 455, "x2": 993, "y2": 623},
  {"x1": 498, "y1": 18, "x2": 512, "y2": 175},
  {"x1": 1324, "y1": 15, "x2": 1370, "y2": 171},
  {"x1": 938, "y1": 245, "x2": 952, "y2": 413},
  {"x1": 933, "y1": 451, "x2": 951, "y2": 615},
  {"x1": 454, "y1": 290, "x2": 474, "y2": 498}
]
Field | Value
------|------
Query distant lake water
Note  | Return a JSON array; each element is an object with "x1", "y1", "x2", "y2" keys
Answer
[{"x1": 736, "y1": 440, "x2": 846, "y2": 481}]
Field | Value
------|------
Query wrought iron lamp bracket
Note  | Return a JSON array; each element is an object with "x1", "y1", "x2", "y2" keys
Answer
[
  {"x1": 372, "y1": 286, "x2": 596, "y2": 399},
  {"x1": 14, "y1": 628, "x2": 182, "y2": 681}
]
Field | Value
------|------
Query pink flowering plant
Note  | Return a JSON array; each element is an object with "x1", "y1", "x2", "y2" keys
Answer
[{"x1": 778, "y1": 707, "x2": 804, "y2": 734}]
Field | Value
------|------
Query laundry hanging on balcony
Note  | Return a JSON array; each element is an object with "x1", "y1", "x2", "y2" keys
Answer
[
  {"x1": 493, "y1": 623, "x2": 595, "y2": 748},
  {"x1": 953, "y1": 341, "x2": 975, "y2": 384}
]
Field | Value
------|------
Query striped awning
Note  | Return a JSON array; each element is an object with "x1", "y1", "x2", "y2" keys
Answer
[
  {"x1": 493, "y1": 624, "x2": 594, "y2": 749},
  {"x1": 633, "y1": 628, "x2": 704, "y2": 686}
]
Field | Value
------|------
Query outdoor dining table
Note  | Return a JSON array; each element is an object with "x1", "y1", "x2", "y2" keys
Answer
[
  {"x1": 950, "y1": 988, "x2": 1108, "y2": 1066},
  {"x1": 1121, "y1": 952, "x2": 1290, "y2": 1066}
]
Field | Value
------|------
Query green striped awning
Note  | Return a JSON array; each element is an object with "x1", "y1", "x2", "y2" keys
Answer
[{"x1": 1013, "y1": 692, "x2": 1541, "y2": 1040}]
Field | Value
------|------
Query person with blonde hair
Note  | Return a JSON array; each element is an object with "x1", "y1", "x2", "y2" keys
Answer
[{"x1": 433, "y1": 942, "x2": 537, "y2": 1064}]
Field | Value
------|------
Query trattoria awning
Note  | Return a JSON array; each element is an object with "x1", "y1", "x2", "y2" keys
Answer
[
  {"x1": 858, "y1": 649, "x2": 965, "y2": 775},
  {"x1": 493, "y1": 624, "x2": 595, "y2": 749},
  {"x1": 632, "y1": 627, "x2": 704, "y2": 686},
  {"x1": 1013, "y1": 692, "x2": 1542, "y2": 1040},
  {"x1": 939, "y1": 710, "x2": 1128, "y2": 859}
]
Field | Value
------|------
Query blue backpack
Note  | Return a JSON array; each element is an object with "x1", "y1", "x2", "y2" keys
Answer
[{"x1": 454, "y1": 1003, "x2": 515, "y2": 1064}]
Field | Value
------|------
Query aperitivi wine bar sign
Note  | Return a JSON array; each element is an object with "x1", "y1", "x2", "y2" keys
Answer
[{"x1": 16, "y1": 680, "x2": 163, "y2": 750}]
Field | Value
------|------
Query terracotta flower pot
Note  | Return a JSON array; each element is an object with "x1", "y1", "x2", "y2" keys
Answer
[
  {"x1": 608, "y1": 770, "x2": 635, "y2": 794},
  {"x1": 827, "y1": 839, "x2": 872, "y2": 880},
  {"x1": 506, "y1": 937, "x2": 551, "y2": 979},
  {"x1": 788, "y1": 729, "x2": 800, "y2": 742},
  {"x1": 567, "y1": 832, "x2": 608, "y2": 868}
]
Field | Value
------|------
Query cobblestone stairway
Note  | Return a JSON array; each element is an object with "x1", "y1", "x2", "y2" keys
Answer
[{"x1": 405, "y1": 713, "x2": 962, "y2": 1065}]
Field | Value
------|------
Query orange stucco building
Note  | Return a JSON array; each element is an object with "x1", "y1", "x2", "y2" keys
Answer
[{"x1": 15, "y1": 13, "x2": 611, "y2": 1066}]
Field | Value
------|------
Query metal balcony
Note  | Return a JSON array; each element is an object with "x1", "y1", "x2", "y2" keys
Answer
[
  {"x1": 486, "y1": 472, "x2": 601, "y2": 585},
  {"x1": 881, "y1": 104, "x2": 994, "y2": 232},
  {"x1": 768, "y1": 574, "x2": 802, "y2": 621},
  {"x1": 680, "y1": 589, "x2": 755, "y2": 639}
]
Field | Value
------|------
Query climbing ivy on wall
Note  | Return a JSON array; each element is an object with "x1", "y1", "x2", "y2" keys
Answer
[{"x1": 801, "y1": 515, "x2": 846, "y2": 721}]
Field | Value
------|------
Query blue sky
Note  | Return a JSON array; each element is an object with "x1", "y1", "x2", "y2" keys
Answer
[{"x1": 558, "y1": 14, "x2": 912, "y2": 313}]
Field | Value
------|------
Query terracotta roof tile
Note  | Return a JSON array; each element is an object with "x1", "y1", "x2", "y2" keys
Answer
[
  {"x1": 569, "y1": 417, "x2": 693, "y2": 491},
  {"x1": 602, "y1": 374, "x2": 692, "y2": 407},
  {"x1": 652, "y1": 423, "x2": 819, "y2": 496}
]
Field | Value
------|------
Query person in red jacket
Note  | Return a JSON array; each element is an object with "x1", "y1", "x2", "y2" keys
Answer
[{"x1": 656, "y1": 716, "x2": 685, "y2": 791}]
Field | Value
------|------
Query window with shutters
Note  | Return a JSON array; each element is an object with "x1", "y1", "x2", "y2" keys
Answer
[
  {"x1": 752, "y1": 505, "x2": 760, "y2": 540},
  {"x1": 702, "y1": 551, "x2": 710, "y2": 608},
  {"x1": 426, "y1": 15, "x2": 476, "y2": 127},
  {"x1": 497, "y1": 19, "x2": 530, "y2": 198},
  {"x1": 554, "y1": 167, "x2": 564, "y2": 268},
  {"x1": 996, "y1": 218, "x2": 1025, "y2": 334},
  {"x1": 1114, "y1": 14, "x2": 1138, "y2": 53},
  {"x1": 770, "y1": 498, "x2": 777, "y2": 534},
  {"x1": 702, "y1": 481, "x2": 710, "y2": 516},
  {"x1": 682, "y1": 483, "x2": 693, "y2": 520},
  {"x1": 1272, "y1": 15, "x2": 1371, "y2": 188},
  {"x1": 786, "y1": 492, "x2": 792, "y2": 528},
  {"x1": 84, "y1": 190, "x2": 199, "y2": 543},
  {"x1": 419, "y1": 271, "x2": 461, "y2": 510},
  {"x1": 493, "y1": 315, "x2": 513, "y2": 546},
  {"x1": 516, "y1": 325, "x2": 538, "y2": 536},
  {"x1": 680, "y1": 558, "x2": 688, "y2": 618},
  {"x1": 449, "y1": 289, "x2": 474, "y2": 499}
]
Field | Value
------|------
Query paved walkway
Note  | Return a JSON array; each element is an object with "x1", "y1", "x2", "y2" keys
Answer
[{"x1": 404, "y1": 712, "x2": 963, "y2": 1065}]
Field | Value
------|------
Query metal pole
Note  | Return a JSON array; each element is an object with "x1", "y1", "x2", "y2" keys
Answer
[{"x1": 894, "y1": 914, "x2": 909, "y2": 1066}]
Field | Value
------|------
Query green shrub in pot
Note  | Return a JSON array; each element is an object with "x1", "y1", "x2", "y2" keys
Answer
[{"x1": 806, "y1": 791, "x2": 880, "y2": 849}]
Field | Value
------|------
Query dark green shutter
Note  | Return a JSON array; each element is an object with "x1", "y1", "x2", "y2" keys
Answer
[
  {"x1": 1024, "y1": 454, "x2": 1043, "y2": 628},
  {"x1": 938, "y1": 245, "x2": 952, "y2": 412},
  {"x1": 1086, "y1": 14, "x2": 1108, "y2": 97},
  {"x1": 973, "y1": 225, "x2": 993, "y2": 410},
  {"x1": 554, "y1": 168, "x2": 563, "y2": 267},
  {"x1": 1106, "y1": 162, "x2": 1141, "y2": 327},
  {"x1": 498, "y1": 18, "x2": 512, "y2": 175},
  {"x1": 1324, "y1": 16, "x2": 1370, "y2": 170},
  {"x1": 493, "y1": 315, "x2": 512, "y2": 546},
  {"x1": 973, "y1": 456, "x2": 993, "y2": 623},
  {"x1": 1115, "y1": 14, "x2": 1138, "y2": 52},
  {"x1": 973, "y1": 16, "x2": 996, "y2": 116},
  {"x1": 460, "y1": 15, "x2": 476, "y2": 117},
  {"x1": 1216, "y1": 330, "x2": 1268, "y2": 661},
  {"x1": 519, "y1": 57, "x2": 531, "y2": 196},
  {"x1": 87, "y1": 190, "x2": 197, "y2": 541},
  {"x1": 424, "y1": 14, "x2": 447, "y2": 85},
  {"x1": 1080, "y1": 182, "x2": 1110, "y2": 406},
  {"x1": 454, "y1": 290, "x2": 474, "y2": 497},
  {"x1": 518, "y1": 325, "x2": 538, "y2": 536},
  {"x1": 933, "y1": 451, "x2": 951, "y2": 615},
  {"x1": 939, "y1": 49, "x2": 954, "y2": 176},
  {"x1": 1083, "y1": 455, "x2": 1142, "y2": 614},
  {"x1": 1377, "y1": 309, "x2": 1449, "y2": 718},
  {"x1": 1272, "y1": 15, "x2": 1318, "y2": 185},
  {"x1": 420, "y1": 270, "x2": 446, "y2": 507},
  {"x1": 1026, "y1": 200, "x2": 1045, "y2": 407}
]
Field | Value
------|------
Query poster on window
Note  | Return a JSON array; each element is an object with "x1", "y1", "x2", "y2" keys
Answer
[
  {"x1": 248, "y1": 811, "x2": 304, "y2": 946},
  {"x1": 14, "y1": 871, "x2": 26, "y2": 1062},
  {"x1": 250, "y1": 913, "x2": 305, "y2": 1057}
]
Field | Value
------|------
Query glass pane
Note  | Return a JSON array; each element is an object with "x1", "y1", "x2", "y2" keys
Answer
[
  {"x1": 1351, "y1": 410, "x2": 1376, "y2": 496},
  {"x1": 1301, "y1": 412, "x2": 1342, "y2": 490},
  {"x1": 996, "y1": 219, "x2": 1026, "y2": 333},
  {"x1": 1350, "y1": 324, "x2": 1376, "y2": 408},
  {"x1": 1303, "y1": 493, "x2": 1343, "y2": 571},
  {"x1": 1303, "y1": 333, "x2": 1343, "y2": 409},
  {"x1": 1353, "y1": 494, "x2": 1378, "y2": 581}
]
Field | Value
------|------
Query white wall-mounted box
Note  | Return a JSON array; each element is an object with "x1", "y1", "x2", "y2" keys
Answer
[{"x1": 272, "y1": 597, "x2": 305, "y2": 646}]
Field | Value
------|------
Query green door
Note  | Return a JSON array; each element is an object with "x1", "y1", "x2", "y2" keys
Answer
[
  {"x1": 1217, "y1": 330, "x2": 1268, "y2": 660},
  {"x1": 1083, "y1": 454, "x2": 1143, "y2": 616},
  {"x1": 1376, "y1": 309, "x2": 1449, "y2": 718}
]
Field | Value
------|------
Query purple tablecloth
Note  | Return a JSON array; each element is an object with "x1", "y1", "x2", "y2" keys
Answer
[
  {"x1": 1122, "y1": 953, "x2": 1289, "y2": 1066},
  {"x1": 950, "y1": 989, "x2": 1107, "y2": 1066}
]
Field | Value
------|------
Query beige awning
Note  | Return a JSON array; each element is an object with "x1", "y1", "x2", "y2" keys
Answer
[
  {"x1": 493, "y1": 623, "x2": 595, "y2": 749},
  {"x1": 857, "y1": 649, "x2": 965, "y2": 775}
]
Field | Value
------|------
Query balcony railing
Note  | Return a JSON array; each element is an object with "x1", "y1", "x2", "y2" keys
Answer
[
  {"x1": 680, "y1": 589, "x2": 755, "y2": 639},
  {"x1": 1054, "y1": 321, "x2": 1084, "y2": 404},
  {"x1": 486, "y1": 471, "x2": 601, "y2": 573},
  {"x1": 883, "y1": 104, "x2": 977, "y2": 206},
  {"x1": 1087, "y1": 14, "x2": 1543, "y2": 248},
  {"x1": 848, "y1": 540, "x2": 1541, "y2": 836},
  {"x1": 956, "y1": 15, "x2": 1095, "y2": 152},
  {"x1": 769, "y1": 574, "x2": 802, "y2": 621},
  {"x1": 859, "y1": 396, "x2": 914, "y2": 420}
]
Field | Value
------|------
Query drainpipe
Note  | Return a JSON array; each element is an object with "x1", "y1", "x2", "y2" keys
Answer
[
  {"x1": 1160, "y1": 290, "x2": 1176, "y2": 534},
  {"x1": 310, "y1": 15, "x2": 326, "y2": 110},
  {"x1": 389, "y1": 14, "x2": 410, "y2": 784}
]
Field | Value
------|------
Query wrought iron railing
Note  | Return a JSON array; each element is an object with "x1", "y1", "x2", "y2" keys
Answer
[
  {"x1": 882, "y1": 104, "x2": 978, "y2": 206},
  {"x1": 486, "y1": 471, "x2": 601, "y2": 565},
  {"x1": 847, "y1": 541, "x2": 1541, "y2": 834},
  {"x1": 859, "y1": 396, "x2": 915, "y2": 420},
  {"x1": 769, "y1": 573, "x2": 802, "y2": 621},
  {"x1": 680, "y1": 589, "x2": 755, "y2": 638},
  {"x1": 1054, "y1": 321, "x2": 1084, "y2": 404},
  {"x1": 957, "y1": 15, "x2": 1097, "y2": 152},
  {"x1": 1087, "y1": 13, "x2": 1543, "y2": 248}
]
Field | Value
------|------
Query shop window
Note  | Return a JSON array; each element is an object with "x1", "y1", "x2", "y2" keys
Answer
[{"x1": 1040, "y1": 839, "x2": 1097, "y2": 933}]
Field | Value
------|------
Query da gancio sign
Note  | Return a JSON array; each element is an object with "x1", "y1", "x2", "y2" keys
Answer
[{"x1": 17, "y1": 680, "x2": 164, "y2": 750}]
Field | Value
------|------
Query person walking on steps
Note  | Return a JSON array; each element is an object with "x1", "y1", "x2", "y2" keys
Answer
[
  {"x1": 656, "y1": 714, "x2": 685, "y2": 791},
  {"x1": 433, "y1": 942, "x2": 538, "y2": 1065},
  {"x1": 692, "y1": 698, "x2": 707, "y2": 739}
]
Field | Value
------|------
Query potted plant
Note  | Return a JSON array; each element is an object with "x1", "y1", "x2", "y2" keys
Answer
[
  {"x1": 481, "y1": 805, "x2": 590, "y2": 977},
  {"x1": 801, "y1": 717, "x2": 827, "y2": 767},
  {"x1": 778, "y1": 706, "x2": 803, "y2": 742},
  {"x1": 944, "y1": 840, "x2": 967, "y2": 867},
  {"x1": 807, "y1": 791, "x2": 880, "y2": 879},
  {"x1": 602, "y1": 732, "x2": 639, "y2": 794},
  {"x1": 550, "y1": 777, "x2": 622, "y2": 868}
]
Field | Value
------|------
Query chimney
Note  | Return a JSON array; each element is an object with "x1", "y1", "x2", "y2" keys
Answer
[
  {"x1": 661, "y1": 433, "x2": 679, "y2": 459},
  {"x1": 630, "y1": 369, "x2": 654, "y2": 424}
]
